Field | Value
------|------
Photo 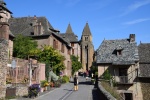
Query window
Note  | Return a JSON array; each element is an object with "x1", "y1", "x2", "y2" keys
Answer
[
  {"x1": 71, "y1": 43, "x2": 74, "y2": 47},
  {"x1": 30, "y1": 32, "x2": 34, "y2": 35},
  {"x1": 72, "y1": 49, "x2": 74, "y2": 55},
  {"x1": 118, "y1": 50, "x2": 122, "y2": 55},
  {"x1": 85, "y1": 37, "x2": 88, "y2": 41},
  {"x1": 68, "y1": 49, "x2": 71, "y2": 55},
  {"x1": 119, "y1": 68, "x2": 128, "y2": 76},
  {"x1": 61, "y1": 43, "x2": 64, "y2": 53},
  {"x1": 53, "y1": 39, "x2": 56, "y2": 49}
]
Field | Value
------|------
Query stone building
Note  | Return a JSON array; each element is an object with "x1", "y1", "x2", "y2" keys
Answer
[
  {"x1": 80, "y1": 22, "x2": 94, "y2": 72},
  {"x1": 60, "y1": 23, "x2": 80, "y2": 60},
  {"x1": 8, "y1": 16, "x2": 73, "y2": 76},
  {"x1": 138, "y1": 43, "x2": 150, "y2": 100},
  {"x1": 96, "y1": 34, "x2": 142, "y2": 100}
]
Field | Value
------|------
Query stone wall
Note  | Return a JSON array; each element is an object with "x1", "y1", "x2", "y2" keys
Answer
[
  {"x1": 0, "y1": 22, "x2": 9, "y2": 99},
  {"x1": 0, "y1": 39, "x2": 8, "y2": 99},
  {"x1": 97, "y1": 82, "x2": 117, "y2": 100},
  {"x1": 16, "y1": 86, "x2": 28, "y2": 96}
]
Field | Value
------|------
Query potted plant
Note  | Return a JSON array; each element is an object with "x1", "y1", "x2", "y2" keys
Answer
[{"x1": 28, "y1": 84, "x2": 40, "y2": 98}]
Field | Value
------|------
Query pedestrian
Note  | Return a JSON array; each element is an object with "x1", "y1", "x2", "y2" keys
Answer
[{"x1": 74, "y1": 75, "x2": 78, "y2": 91}]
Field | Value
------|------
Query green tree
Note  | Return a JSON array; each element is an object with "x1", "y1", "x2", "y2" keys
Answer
[
  {"x1": 70, "y1": 55, "x2": 82, "y2": 75},
  {"x1": 37, "y1": 45, "x2": 65, "y2": 77},
  {"x1": 13, "y1": 34, "x2": 38, "y2": 59}
]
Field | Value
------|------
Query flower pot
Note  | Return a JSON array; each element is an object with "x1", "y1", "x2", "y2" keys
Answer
[{"x1": 44, "y1": 87, "x2": 47, "y2": 91}]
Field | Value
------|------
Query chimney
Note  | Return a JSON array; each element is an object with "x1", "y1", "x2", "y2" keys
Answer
[
  {"x1": 129, "y1": 34, "x2": 135, "y2": 42},
  {"x1": 0, "y1": 22, "x2": 9, "y2": 40}
]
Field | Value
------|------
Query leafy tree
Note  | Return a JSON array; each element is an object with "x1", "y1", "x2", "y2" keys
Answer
[
  {"x1": 37, "y1": 45, "x2": 65, "y2": 76},
  {"x1": 103, "y1": 69, "x2": 112, "y2": 80},
  {"x1": 70, "y1": 55, "x2": 82, "y2": 75},
  {"x1": 13, "y1": 34, "x2": 38, "y2": 59},
  {"x1": 90, "y1": 61, "x2": 98, "y2": 76}
]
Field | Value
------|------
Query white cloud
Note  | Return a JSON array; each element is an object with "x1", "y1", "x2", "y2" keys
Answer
[
  {"x1": 120, "y1": 0, "x2": 150, "y2": 16},
  {"x1": 123, "y1": 18, "x2": 150, "y2": 25}
]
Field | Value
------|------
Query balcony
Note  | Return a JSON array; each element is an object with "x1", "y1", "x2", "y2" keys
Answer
[{"x1": 116, "y1": 76, "x2": 133, "y2": 85}]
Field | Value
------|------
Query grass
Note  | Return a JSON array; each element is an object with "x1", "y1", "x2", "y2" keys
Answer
[{"x1": 100, "y1": 81, "x2": 122, "y2": 100}]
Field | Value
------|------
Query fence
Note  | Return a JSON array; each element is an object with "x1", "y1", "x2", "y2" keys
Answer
[{"x1": 7, "y1": 60, "x2": 40, "y2": 84}]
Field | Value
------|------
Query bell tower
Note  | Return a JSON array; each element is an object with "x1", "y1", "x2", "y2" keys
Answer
[{"x1": 80, "y1": 22, "x2": 94, "y2": 72}]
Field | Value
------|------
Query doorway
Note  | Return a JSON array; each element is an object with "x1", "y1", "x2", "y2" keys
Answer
[{"x1": 124, "y1": 93, "x2": 133, "y2": 100}]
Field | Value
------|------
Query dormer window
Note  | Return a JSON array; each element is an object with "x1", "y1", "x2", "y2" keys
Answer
[
  {"x1": 30, "y1": 32, "x2": 34, "y2": 35},
  {"x1": 116, "y1": 45, "x2": 123, "y2": 56},
  {"x1": 117, "y1": 50, "x2": 122, "y2": 55}
]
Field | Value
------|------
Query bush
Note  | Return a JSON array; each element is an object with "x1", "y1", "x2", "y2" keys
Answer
[
  {"x1": 62, "y1": 75, "x2": 69, "y2": 83},
  {"x1": 103, "y1": 69, "x2": 112, "y2": 80}
]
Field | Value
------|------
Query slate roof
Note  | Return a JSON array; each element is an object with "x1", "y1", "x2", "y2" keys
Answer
[
  {"x1": 60, "y1": 23, "x2": 78, "y2": 43},
  {"x1": 138, "y1": 43, "x2": 150, "y2": 77},
  {"x1": 138, "y1": 43, "x2": 150, "y2": 63},
  {"x1": 8, "y1": 16, "x2": 70, "y2": 46},
  {"x1": 8, "y1": 17, "x2": 53, "y2": 36},
  {"x1": 96, "y1": 39, "x2": 139, "y2": 65},
  {"x1": 66, "y1": 23, "x2": 73, "y2": 33}
]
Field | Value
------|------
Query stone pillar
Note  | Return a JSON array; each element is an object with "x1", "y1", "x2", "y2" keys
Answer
[{"x1": 0, "y1": 22, "x2": 9, "y2": 99}]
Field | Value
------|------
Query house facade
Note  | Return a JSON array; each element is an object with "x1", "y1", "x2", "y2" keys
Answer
[{"x1": 96, "y1": 34, "x2": 142, "y2": 100}]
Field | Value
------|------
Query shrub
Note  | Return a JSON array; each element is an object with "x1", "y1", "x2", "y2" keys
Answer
[
  {"x1": 62, "y1": 75, "x2": 69, "y2": 83},
  {"x1": 103, "y1": 69, "x2": 112, "y2": 80}
]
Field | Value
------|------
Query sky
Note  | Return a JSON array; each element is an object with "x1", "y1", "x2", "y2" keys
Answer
[{"x1": 5, "y1": 0, "x2": 150, "y2": 50}]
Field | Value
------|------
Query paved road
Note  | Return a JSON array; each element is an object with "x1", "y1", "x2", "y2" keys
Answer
[{"x1": 35, "y1": 76, "x2": 100, "y2": 100}]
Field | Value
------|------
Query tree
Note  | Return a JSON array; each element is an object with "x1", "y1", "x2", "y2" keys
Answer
[
  {"x1": 13, "y1": 34, "x2": 38, "y2": 59},
  {"x1": 37, "y1": 45, "x2": 65, "y2": 76},
  {"x1": 70, "y1": 55, "x2": 82, "y2": 75}
]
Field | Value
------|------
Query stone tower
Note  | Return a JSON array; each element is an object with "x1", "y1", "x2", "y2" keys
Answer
[
  {"x1": 80, "y1": 22, "x2": 94, "y2": 72},
  {"x1": 0, "y1": 0, "x2": 11, "y2": 99}
]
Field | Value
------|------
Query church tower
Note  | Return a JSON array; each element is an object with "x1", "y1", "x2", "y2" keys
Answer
[{"x1": 80, "y1": 22, "x2": 94, "y2": 72}]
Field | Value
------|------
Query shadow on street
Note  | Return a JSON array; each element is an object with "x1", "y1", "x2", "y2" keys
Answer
[
  {"x1": 78, "y1": 81, "x2": 92, "y2": 85},
  {"x1": 92, "y1": 86, "x2": 108, "y2": 100}
]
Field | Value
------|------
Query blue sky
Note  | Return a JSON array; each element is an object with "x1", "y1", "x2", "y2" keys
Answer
[{"x1": 5, "y1": 0, "x2": 150, "y2": 50}]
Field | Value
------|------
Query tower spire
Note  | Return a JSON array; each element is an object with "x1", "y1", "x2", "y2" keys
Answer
[
  {"x1": 66, "y1": 23, "x2": 73, "y2": 34},
  {"x1": 82, "y1": 22, "x2": 91, "y2": 35}
]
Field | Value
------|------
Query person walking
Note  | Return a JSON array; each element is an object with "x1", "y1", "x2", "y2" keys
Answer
[{"x1": 74, "y1": 75, "x2": 78, "y2": 91}]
